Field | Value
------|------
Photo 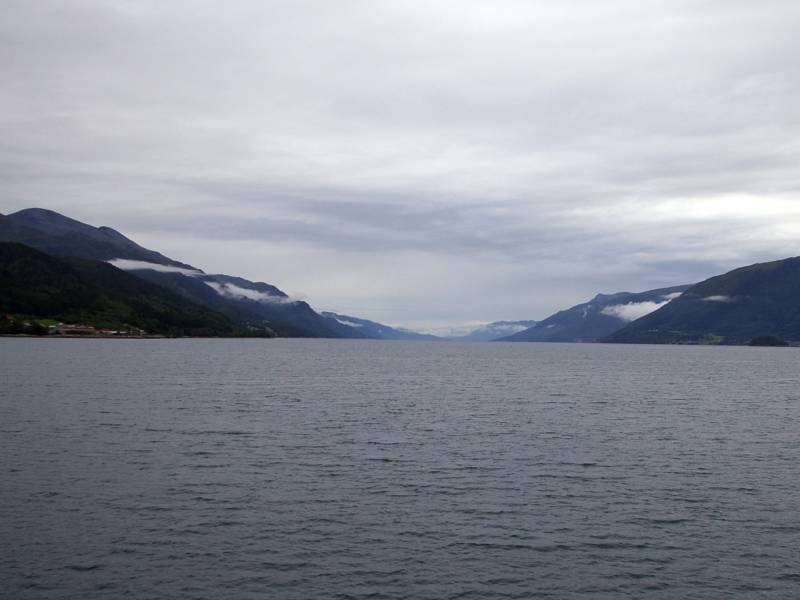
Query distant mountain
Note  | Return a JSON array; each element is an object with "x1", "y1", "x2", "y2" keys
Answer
[
  {"x1": 607, "y1": 257, "x2": 800, "y2": 345},
  {"x1": 501, "y1": 285, "x2": 692, "y2": 342},
  {"x1": 448, "y1": 320, "x2": 538, "y2": 341},
  {"x1": 0, "y1": 208, "x2": 365, "y2": 338},
  {"x1": 321, "y1": 312, "x2": 440, "y2": 340},
  {"x1": 0, "y1": 242, "x2": 265, "y2": 337}
]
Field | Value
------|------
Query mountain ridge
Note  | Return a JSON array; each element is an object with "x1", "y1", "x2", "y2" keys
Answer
[
  {"x1": 7, "y1": 208, "x2": 800, "y2": 344},
  {"x1": 0, "y1": 241, "x2": 266, "y2": 337},
  {"x1": 607, "y1": 256, "x2": 800, "y2": 344},
  {"x1": 1, "y1": 208, "x2": 195, "y2": 269},
  {"x1": 0, "y1": 208, "x2": 365, "y2": 338},
  {"x1": 0, "y1": 208, "x2": 432, "y2": 339},
  {"x1": 500, "y1": 285, "x2": 692, "y2": 343}
]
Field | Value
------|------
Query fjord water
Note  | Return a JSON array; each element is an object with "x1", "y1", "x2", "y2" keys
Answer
[{"x1": 2, "y1": 340, "x2": 799, "y2": 599}]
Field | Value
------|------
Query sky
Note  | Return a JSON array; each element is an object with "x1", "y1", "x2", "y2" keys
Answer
[{"x1": 2, "y1": 1, "x2": 799, "y2": 334}]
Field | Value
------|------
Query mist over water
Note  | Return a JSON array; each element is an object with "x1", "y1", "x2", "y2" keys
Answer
[{"x1": 2, "y1": 339, "x2": 799, "y2": 599}]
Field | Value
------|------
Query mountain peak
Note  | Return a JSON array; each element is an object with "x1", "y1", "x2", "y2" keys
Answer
[
  {"x1": 1, "y1": 207, "x2": 196, "y2": 270},
  {"x1": 12, "y1": 207, "x2": 65, "y2": 217},
  {"x1": 10, "y1": 207, "x2": 92, "y2": 230}
]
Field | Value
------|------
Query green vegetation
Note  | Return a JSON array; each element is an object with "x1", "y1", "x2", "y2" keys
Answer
[
  {"x1": 696, "y1": 334, "x2": 725, "y2": 345},
  {"x1": 748, "y1": 336, "x2": 789, "y2": 347},
  {"x1": 2, "y1": 209, "x2": 366, "y2": 339},
  {"x1": 0, "y1": 242, "x2": 275, "y2": 337},
  {"x1": 0, "y1": 317, "x2": 47, "y2": 335}
]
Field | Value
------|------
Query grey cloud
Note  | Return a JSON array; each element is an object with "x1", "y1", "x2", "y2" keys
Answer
[{"x1": 2, "y1": 0, "x2": 800, "y2": 328}]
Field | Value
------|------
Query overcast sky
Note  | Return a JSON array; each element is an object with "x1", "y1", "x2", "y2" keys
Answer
[{"x1": 2, "y1": 1, "x2": 799, "y2": 333}]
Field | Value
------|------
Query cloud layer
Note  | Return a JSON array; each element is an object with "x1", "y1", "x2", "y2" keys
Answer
[
  {"x1": 108, "y1": 258, "x2": 203, "y2": 276},
  {"x1": 204, "y1": 281, "x2": 295, "y2": 305},
  {"x1": 2, "y1": 1, "x2": 800, "y2": 330},
  {"x1": 602, "y1": 301, "x2": 670, "y2": 323}
]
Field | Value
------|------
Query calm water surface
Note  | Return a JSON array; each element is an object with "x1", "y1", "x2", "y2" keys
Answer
[{"x1": 2, "y1": 339, "x2": 799, "y2": 599}]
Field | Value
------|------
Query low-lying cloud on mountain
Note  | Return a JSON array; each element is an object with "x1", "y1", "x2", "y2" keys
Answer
[
  {"x1": 600, "y1": 292, "x2": 684, "y2": 322},
  {"x1": 601, "y1": 301, "x2": 669, "y2": 323},
  {"x1": 328, "y1": 315, "x2": 364, "y2": 329},
  {"x1": 3, "y1": 1, "x2": 799, "y2": 329},
  {"x1": 108, "y1": 259, "x2": 204, "y2": 277},
  {"x1": 204, "y1": 281, "x2": 297, "y2": 305}
]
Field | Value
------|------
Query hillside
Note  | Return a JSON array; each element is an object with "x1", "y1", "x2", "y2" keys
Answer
[
  {"x1": 129, "y1": 271, "x2": 365, "y2": 339},
  {"x1": 0, "y1": 242, "x2": 270, "y2": 337},
  {"x1": 0, "y1": 208, "x2": 364, "y2": 338},
  {"x1": 501, "y1": 285, "x2": 692, "y2": 342},
  {"x1": 607, "y1": 257, "x2": 800, "y2": 345},
  {"x1": 0, "y1": 208, "x2": 193, "y2": 268}
]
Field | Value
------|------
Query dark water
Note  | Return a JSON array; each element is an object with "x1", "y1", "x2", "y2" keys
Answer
[{"x1": 2, "y1": 339, "x2": 800, "y2": 599}]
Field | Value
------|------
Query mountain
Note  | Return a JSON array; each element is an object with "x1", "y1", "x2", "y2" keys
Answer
[
  {"x1": 130, "y1": 270, "x2": 366, "y2": 339},
  {"x1": 0, "y1": 242, "x2": 267, "y2": 337},
  {"x1": 448, "y1": 320, "x2": 538, "y2": 341},
  {"x1": 321, "y1": 312, "x2": 440, "y2": 340},
  {"x1": 500, "y1": 285, "x2": 692, "y2": 342},
  {"x1": 607, "y1": 257, "x2": 800, "y2": 345},
  {"x1": 0, "y1": 208, "x2": 364, "y2": 338},
  {"x1": 0, "y1": 208, "x2": 192, "y2": 268}
]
